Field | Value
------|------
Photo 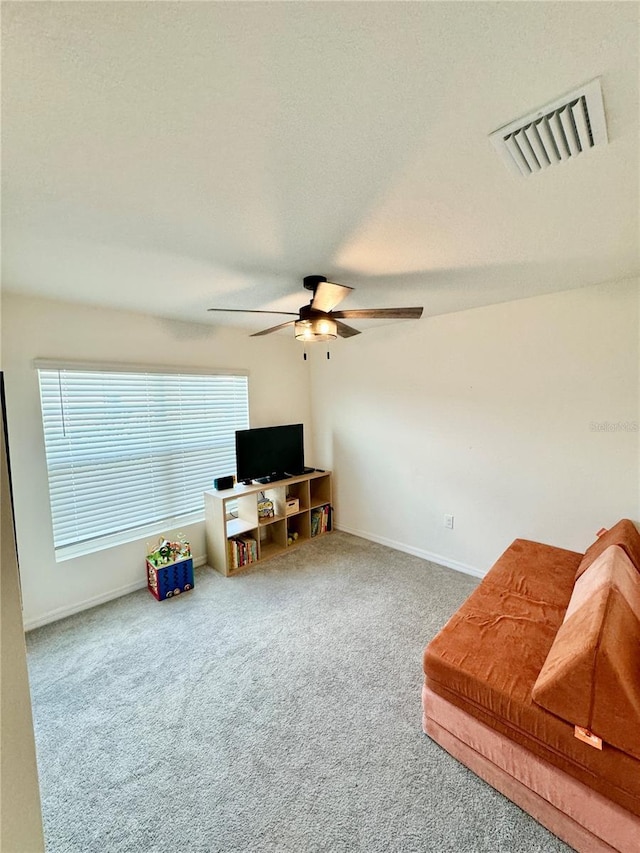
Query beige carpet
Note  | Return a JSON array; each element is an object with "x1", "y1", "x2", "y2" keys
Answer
[{"x1": 26, "y1": 531, "x2": 571, "y2": 853}]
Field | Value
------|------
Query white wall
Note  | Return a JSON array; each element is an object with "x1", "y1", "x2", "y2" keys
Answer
[
  {"x1": 310, "y1": 279, "x2": 640, "y2": 575},
  {"x1": 4, "y1": 280, "x2": 639, "y2": 628},
  {"x1": 1, "y1": 293, "x2": 312, "y2": 628}
]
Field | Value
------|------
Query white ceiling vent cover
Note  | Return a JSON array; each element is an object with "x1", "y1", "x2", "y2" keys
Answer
[{"x1": 490, "y1": 78, "x2": 608, "y2": 177}]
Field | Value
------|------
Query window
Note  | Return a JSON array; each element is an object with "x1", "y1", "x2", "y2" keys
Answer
[{"x1": 37, "y1": 364, "x2": 249, "y2": 557}]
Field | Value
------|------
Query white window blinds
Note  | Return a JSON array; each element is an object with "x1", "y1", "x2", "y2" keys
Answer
[{"x1": 37, "y1": 366, "x2": 249, "y2": 552}]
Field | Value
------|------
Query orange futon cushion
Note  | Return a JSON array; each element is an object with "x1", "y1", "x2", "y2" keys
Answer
[
  {"x1": 532, "y1": 545, "x2": 640, "y2": 760},
  {"x1": 575, "y1": 518, "x2": 640, "y2": 581},
  {"x1": 423, "y1": 539, "x2": 640, "y2": 815}
]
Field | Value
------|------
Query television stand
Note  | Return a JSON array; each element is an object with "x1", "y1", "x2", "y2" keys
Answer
[{"x1": 204, "y1": 470, "x2": 333, "y2": 576}]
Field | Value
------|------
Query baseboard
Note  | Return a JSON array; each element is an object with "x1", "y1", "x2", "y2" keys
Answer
[
  {"x1": 24, "y1": 555, "x2": 208, "y2": 631},
  {"x1": 334, "y1": 524, "x2": 485, "y2": 579}
]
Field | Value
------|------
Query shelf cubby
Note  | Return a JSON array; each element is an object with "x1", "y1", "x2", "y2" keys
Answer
[
  {"x1": 286, "y1": 512, "x2": 310, "y2": 546},
  {"x1": 259, "y1": 519, "x2": 287, "y2": 561},
  {"x1": 310, "y1": 474, "x2": 331, "y2": 508}
]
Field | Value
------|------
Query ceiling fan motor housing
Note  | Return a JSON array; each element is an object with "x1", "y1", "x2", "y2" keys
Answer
[{"x1": 299, "y1": 303, "x2": 330, "y2": 320}]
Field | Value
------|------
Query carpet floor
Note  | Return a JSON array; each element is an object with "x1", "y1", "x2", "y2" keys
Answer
[{"x1": 26, "y1": 531, "x2": 571, "y2": 853}]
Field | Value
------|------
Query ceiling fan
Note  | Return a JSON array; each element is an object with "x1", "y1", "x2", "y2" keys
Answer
[{"x1": 208, "y1": 275, "x2": 423, "y2": 342}]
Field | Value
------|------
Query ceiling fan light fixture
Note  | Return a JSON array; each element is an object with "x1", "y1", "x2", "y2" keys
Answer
[
  {"x1": 210, "y1": 275, "x2": 423, "y2": 339},
  {"x1": 294, "y1": 317, "x2": 337, "y2": 342}
]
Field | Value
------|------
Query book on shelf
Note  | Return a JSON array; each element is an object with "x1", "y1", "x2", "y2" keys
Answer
[
  {"x1": 228, "y1": 534, "x2": 258, "y2": 568},
  {"x1": 311, "y1": 504, "x2": 331, "y2": 537}
]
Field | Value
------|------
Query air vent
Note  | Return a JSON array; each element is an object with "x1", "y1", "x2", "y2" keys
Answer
[{"x1": 490, "y1": 79, "x2": 608, "y2": 177}]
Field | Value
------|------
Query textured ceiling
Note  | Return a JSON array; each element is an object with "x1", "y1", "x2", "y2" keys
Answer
[{"x1": 2, "y1": 2, "x2": 639, "y2": 332}]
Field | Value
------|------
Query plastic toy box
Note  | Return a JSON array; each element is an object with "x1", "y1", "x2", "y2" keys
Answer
[
  {"x1": 146, "y1": 556, "x2": 194, "y2": 601},
  {"x1": 146, "y1": 536, "x2": 194, "y2": 601}
]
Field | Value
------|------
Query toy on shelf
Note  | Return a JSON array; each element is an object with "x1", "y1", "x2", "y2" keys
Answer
[{"x1": 257, "y1": 492, "x2": 275, "y2": 519}]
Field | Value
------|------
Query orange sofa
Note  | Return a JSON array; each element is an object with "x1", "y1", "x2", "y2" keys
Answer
[{"x1": 422, "y1": 520, "x2": 640, "y2": 853}]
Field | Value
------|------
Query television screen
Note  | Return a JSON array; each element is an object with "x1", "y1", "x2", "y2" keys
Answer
[{"x1": 235, "y1": 423, "x2": 304, "y2": 484}]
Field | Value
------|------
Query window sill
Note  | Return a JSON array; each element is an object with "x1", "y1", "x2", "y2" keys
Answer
[{"x1": 54, "y1": 511, "x2": 205, "y2": 563}]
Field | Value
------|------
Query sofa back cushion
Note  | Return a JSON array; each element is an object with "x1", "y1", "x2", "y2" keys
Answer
[
  {"x1": 532, "y1": 545, "x2": 640, "y2": 759},
  {"x1": 575, "y1": 518, "x2": 640, "y2": 581}
]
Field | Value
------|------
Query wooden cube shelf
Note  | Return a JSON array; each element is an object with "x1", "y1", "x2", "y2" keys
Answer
[{"x1": 204, "y1": 471, "x2": 332, "y2": 576}]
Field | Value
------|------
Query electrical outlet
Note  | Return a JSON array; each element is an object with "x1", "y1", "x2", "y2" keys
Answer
[{"x1": 444, "y1": 514, "x2": 454, "y2": 529}]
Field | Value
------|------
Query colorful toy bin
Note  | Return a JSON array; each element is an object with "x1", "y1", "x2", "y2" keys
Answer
[{"x1": 146, "y1": 537, "x2": 194, "y2": 601}]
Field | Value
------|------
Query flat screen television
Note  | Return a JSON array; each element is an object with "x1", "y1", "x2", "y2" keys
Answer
[{"x1": 235, "y1": 423, "x2": 305, "y2": 484}]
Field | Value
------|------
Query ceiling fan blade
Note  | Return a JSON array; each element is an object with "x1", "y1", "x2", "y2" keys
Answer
[
  {"x1": 311, "y1": 281, "x2": 354, "y2": 313},
  {"x1": 332, "y1": 307, "x2": 423, "y2": 320},
  {"x1": 335, "y1": 320, "x2": 361, "y2": 338},
  {"x1": 250, "y1": 321, "x2": 296, "y2": 337},
  {"x1": 207, "y1": 308, "x2": 298, "y2": 316}
]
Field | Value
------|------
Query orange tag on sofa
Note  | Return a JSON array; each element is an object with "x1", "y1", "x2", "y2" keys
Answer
[
  {"x1": 574, "y1": 726, "x2": 603, "y2": 749},
  {"x1": 596, "y1": 528, "x2": 608, "y2": 538}
]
